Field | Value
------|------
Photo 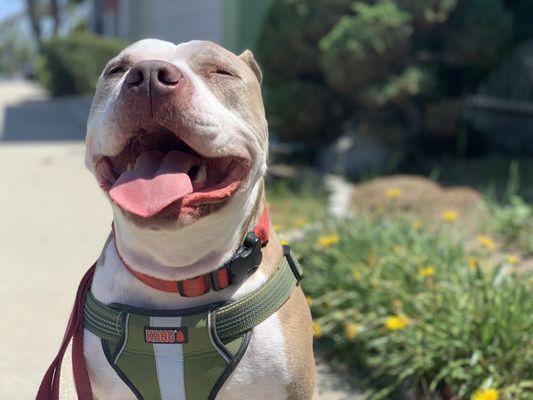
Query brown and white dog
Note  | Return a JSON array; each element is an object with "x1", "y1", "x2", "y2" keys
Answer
[{"x1": 84, "y1": 39, "x2": 316, "y2": 399}]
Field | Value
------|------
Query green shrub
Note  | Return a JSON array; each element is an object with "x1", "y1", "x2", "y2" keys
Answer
[
  {"x1": 486, "y1": 196, "x2": 533, "y2": 255},
  {"x1": 37, "y1": 34, "x2": 126, "y2": 97},
  {"x1": 257, "y1": 0, "x2": 354, "y2": 144},
  {"x1": 257, "y1": 0, "x2": 521, "y2": 152},
  {"x1": 266, "y1": 81, "x2": 344, "y2": 144},
  {"x1": 319, "y1": 1, "x2": 413, "y2": 95},
  {"x1": 296, "y1": 214, "x2": 532, "y2": 399}
]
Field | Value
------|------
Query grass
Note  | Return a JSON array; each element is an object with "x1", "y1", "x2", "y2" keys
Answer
[
  {"x1": 266, "y1": 177, "x2": 327, "y2": 231},
  {"x1": 265, "y1": 173, "x2": 533, "y2": 400},
  {"x1": 296, "y1": 214, "x2": 532, "y2": 399},
  {"x1": 482, "y1": 196, "x2": 533, "y2": 256}
]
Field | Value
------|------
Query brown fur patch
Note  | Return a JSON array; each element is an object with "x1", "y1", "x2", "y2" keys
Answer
[
  {"x1": 278, "y1": 285, "x2": 316, "y2": 399},
  {"x1": 250, "y1": 207, "x2": 317, "y2": 399},
  {"x1": 265, "y1": 230, "x2": 316, "y2": 399}
]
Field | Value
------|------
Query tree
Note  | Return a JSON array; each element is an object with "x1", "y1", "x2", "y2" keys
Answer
[
  {"x1": 24, "y1": 0, "x2": 82, "y2": 52},
  {"x1": 25, "y1": 0, "x2": 43, "y2": 51}
]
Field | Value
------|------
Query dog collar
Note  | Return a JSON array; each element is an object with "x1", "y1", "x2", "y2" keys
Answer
[{"x1": 112, "y1": 209, "x2": 270, "y2": 297}]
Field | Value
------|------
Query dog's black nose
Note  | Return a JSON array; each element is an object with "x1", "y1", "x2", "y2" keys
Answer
[{"x1": 125, "y1": 60, "x2": 182, "y2": 93}]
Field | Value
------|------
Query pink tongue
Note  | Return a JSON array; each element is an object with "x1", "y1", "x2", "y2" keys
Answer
[{"x1": 109, "y1": 150, "x2": 197, "y2": 218}]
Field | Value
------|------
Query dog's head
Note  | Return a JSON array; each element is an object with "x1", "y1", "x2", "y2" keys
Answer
[{"x1": 86, "y1": 39, "x2": 267, "y2": 231}]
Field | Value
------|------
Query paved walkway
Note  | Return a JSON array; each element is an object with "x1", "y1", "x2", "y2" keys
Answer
[
  {"x1": 0, "y1": 143, "x2": 111, "y2": 398},
  {"x1": 0, "y1": 79, "x2": 90, "y2": 141}
]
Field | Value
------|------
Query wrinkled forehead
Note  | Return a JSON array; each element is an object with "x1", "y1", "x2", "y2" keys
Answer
[{"x1": 113, "y1": 39, "x2": 242, "y2": 70}]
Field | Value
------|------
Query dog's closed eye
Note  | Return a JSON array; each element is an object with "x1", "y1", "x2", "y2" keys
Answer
[
  {"x1": 105, "y1": 63, "x2": 128, "y2": 76},
  {"x1": 215, "y1": 68, "x2": 234, "y2": 76},
  {"x1": 212, "y1": 67, "x2": 239, "y2": 79}
]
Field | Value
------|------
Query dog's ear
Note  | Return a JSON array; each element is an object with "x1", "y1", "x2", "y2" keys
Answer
[{"x1": 239, "y1": 50, "x2": 262, "y2": 85}]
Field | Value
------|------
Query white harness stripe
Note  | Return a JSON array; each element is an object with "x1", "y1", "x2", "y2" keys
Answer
[{"x1": 151, "y1": 316, "x2": 186, "y2": 400}]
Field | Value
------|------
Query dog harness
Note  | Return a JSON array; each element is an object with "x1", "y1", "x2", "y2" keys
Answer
[{"x1": 37, "y1": 211, "x2": 304, "y2": 400}]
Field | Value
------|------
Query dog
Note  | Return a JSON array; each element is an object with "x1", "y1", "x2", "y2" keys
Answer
[{"x1": 79, "y1": 39, "x2": 316, "y2": 399}]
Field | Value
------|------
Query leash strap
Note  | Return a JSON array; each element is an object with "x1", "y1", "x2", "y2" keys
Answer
[
  {"x1": 36, "y1": 264, "x2": 96, "y2": 400},
  {"x1": 84, "y1": 246, "x2": 302, "y2": 343}
]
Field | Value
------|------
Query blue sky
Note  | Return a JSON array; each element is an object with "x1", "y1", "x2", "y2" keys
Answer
[{"x1": 0, "y1": 0, "x2": 24, "y2": 22}]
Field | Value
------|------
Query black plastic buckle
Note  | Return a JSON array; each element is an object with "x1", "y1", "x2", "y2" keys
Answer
[
  {"x1": 228, "y1": 232, "x2": 263, "y2": 285},
  {"x1": 283, "y1": 245, "x2": 303, "y2": 282}
]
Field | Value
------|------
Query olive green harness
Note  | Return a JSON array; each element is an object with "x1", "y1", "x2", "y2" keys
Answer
[{"x1": 83, "y1": 248, "x2": 302, "y2": 400}]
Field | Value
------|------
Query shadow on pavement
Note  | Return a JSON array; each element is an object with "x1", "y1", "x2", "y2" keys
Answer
[{"x1": 1, "y1": 96, "x2": 92, "y2": 141}]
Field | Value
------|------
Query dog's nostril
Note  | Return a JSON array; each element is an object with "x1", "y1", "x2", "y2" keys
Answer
[
  {"x1": 157, "y1": 67, "x2": 181, "y2": 86},
  {"x1": 126, "y1": 69, "x2": 144, "y2": 87}
]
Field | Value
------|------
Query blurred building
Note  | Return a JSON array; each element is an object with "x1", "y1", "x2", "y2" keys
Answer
[{"x1": 90, "y1": 0, "x2": 271, "y2": 53}]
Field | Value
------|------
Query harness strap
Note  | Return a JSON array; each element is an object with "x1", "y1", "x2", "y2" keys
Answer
[
  {"x1": 84, "y1": 247, "x2": 302, "y2": 343},
  {"x1": 216, "y1": 249, "x2": 298, "y2": 340}
]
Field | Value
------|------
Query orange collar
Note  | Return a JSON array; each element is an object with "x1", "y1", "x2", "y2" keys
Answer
[{"x1": 112, "y1": 209, "x2": 270, "y2": 297}]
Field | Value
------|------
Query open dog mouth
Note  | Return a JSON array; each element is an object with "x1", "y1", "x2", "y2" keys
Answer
[{"x1": 95, "y1": 128, "x2": 248, "y2": 218}]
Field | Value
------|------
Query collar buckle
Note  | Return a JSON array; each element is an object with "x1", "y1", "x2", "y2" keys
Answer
[{"x1": 229, "y1": 232, "x2": 263, "y2": 285}]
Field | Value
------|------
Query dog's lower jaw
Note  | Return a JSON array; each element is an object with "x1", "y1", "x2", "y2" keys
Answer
[{"x1": 110, "y1": 178, "x2": 264, "y2": 283}]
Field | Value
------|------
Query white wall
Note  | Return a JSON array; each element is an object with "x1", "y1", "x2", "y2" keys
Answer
[{"x1": 98, "y1": 0, "x2": 224, "y2": 45}]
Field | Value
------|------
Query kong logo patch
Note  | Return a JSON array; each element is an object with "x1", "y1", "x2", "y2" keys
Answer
[{"x1": 144, "y1": 327, "x2": 188, "y2": 344}]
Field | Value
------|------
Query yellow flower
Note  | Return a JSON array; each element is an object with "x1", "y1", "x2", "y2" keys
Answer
[
  {"x1": 280, "y1": 239, "x2": 289, "y2": 246},
  {"x1": 317, "y1": 234, "x2": 340, "y2": 248},
  {"x1": 477, "y1": 235, "x2": 497, "y2": 251},
  {"x1": 386, "y1": 188, "x2": 402, "y2": 200},
  {"x1": 273, "y1": 224, "x2": 281, "y2": 231},
  {"x1": 469, "y1": 257, "x2": 479, "y2": 269},
  {"x1": 292, "y1": 217, "x2": 308, "y2": 228},
  {"x1": 472, "y1": 388, "x2": 500, "y2": 400},
  {"x1": 344, "y1": 323, "x2": 359, "y2": 340},
  {"x1": 305, "y1": 295, "x2": 313, "y2": 306},
  {"x1": 385, "y1": 315, "x2": 409, "y2": 330},
  {"x1": 418, "y1": 266, "x2": 436, "y2": 277},
  {"x1": 506, "y1": 254, "x2": 519, "y2": 265},
  {"x1": 352, "y1": 270, "x2": 362, "y2": 281},
  {"x1": 441, "y1": 210, "x2": 459, "y2": 222},
  {"x1": 412, "y1": 220, "x2": 422, "y2": 231},
  {"x1": 313, "y1": 322, "x2": 323, "y2": 338}
]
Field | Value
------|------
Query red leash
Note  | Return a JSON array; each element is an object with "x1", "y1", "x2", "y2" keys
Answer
[{"x1": 36, "y1": 264, "x2": 95, "y2": 400}]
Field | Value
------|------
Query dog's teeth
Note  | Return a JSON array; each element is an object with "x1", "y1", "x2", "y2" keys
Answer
[
  {"x1": 127, "y1": 161, "x2": 135, "y2": 171},
  {"x1": 193, "y1": 164, "x2": 207, "y2": 183}
]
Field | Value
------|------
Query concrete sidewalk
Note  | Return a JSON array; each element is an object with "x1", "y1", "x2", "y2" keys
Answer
[
  {"x1": 0, "y1": 80, "x2": 90, "y2": 141},
  {"x1": 0, "y1": 143, "x2": 111, "y2": 398}
]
